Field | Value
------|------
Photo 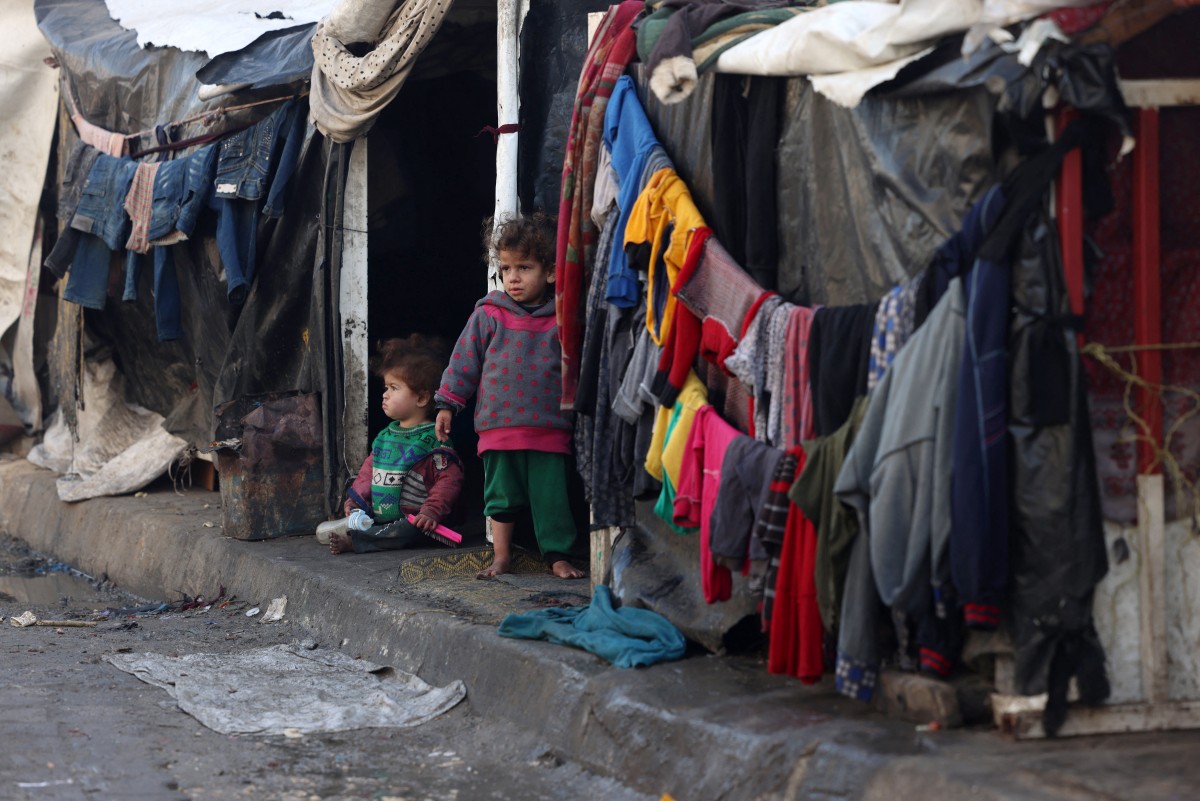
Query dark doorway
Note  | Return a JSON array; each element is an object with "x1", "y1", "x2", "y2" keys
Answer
[{"x1": 365, "y1": 22, "x2": 497, "y2": 534}]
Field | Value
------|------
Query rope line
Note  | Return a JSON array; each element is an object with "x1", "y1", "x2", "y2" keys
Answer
[{"x1": 1082, "y1": 340, "x2": 1200, "y2": 527}]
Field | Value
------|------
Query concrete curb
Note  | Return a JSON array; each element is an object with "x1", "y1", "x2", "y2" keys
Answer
[{"x1": 3, "y1": 458, "x2": 1197, "y2": 801}]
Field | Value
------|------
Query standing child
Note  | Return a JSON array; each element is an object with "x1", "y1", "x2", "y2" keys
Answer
[
  {"x1": 435, "y1": 213, "x2": 585, "y2": 579},
  {"x1": 329, "y1": 335, "x2": 464, "y2": 555}
]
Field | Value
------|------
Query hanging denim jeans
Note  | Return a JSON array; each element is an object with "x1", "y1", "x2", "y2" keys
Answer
[
  {"x1": 64, "y1": 154, "x2": 137, "y2": 310},
  {"x1": 45, "y1": 142, "x2": 101, "y2": 278},
  {"x1": 119, "y1": 145, "x2": 219, "y2": 340},
  {"x1": 211, "y1": 99, "x2": 306, "y2": 303}
]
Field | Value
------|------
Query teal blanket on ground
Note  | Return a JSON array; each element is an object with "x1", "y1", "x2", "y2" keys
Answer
[{"x1": 497, "y1": 585, "x2": 686, "y2": 668}]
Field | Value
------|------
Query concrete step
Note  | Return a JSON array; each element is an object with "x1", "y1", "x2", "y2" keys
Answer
[{"x1": 2, "y1": 457, "x2": 1197, "y2": 801}]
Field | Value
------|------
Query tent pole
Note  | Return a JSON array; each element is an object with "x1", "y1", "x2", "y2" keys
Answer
[
  {"x1": 493, "y1": 0, "x2": 526, "y2": 292},
  {"x1": 340, "y1": 138, "x2": 371, "y2": 473}
]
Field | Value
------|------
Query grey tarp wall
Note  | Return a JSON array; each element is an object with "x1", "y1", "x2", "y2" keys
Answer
[
  {"x1": 35, "y1": 0, "x2": 345, "y2": 509},
  {"x1": 518, "y1": 0, "x2": 612, "y2": 214}
]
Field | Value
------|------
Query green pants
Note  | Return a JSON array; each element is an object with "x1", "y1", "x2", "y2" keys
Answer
[{"x1": 482, "y1": 450, "x2": 576, "y2": 559}]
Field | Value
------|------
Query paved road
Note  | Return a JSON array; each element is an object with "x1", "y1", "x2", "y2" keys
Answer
[{"x1": 0, "y1": 539, "x2": 651, "y2": 801}]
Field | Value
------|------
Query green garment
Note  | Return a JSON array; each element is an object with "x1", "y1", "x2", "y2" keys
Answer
[
  {"x1": 482, "y1": 450, "x2": 577, "y2": 557},
  {"x1": 653, "y1": 402, "x2": 698, "y2": 535},
  {"x1": 789, "y1": 396, "x2": 869, "y2": 632},
  {"x1": 370, "y1": 422, "x2": 442, "y2": 522}
]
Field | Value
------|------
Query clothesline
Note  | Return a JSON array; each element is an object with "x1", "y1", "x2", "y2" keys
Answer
[
  {"x1": 120, "y1": 91, "x2": 308, "y2": 141},
  {"x1": 63, "y1": 76, "x2": 305, "y2": 145}
]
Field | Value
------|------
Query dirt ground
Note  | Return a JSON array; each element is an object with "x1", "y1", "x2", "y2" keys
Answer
[{"x1": 0, "y1": 537, "x2": 652, "y2": 801}]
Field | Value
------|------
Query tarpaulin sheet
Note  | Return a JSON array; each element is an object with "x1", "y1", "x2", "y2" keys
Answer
[
  {"x1": 104, "y1": 0, "x2": 337, "y2": 57},
  {"x1": 105, "y1": 642, "x2": 467, "y2": 735},
  {"x1": 36, "y1": 0, "x2": 338, "y2": 507},
  {"x1": 26, "y1": 359, "x2": 188, "y2": 501},
  {"x1": 518, "y1": 0, "x2": 613, "y2": 213},
  {"x1": 610, "y1": 503, "x2": 760, "y2": 654},
  {"x1": 634, "y1": 68, "x2": 998, "y2": 306},
  {"x1": 776, "y1": 79, "x2": 998, "y2": 305},
  {"x1": 195, "y1": 24, "x2": 318, "y2": 90},
  {"x1": 0, "y1": 2, "x2": 59, "y2": 345}
]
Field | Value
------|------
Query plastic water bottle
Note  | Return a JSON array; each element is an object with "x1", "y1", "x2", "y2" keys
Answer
[{"x1": 316, "y1": 508, "x2": 374, "y2": 544}]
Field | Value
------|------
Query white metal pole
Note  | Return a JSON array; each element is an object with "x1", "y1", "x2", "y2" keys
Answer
[
  {"x1": 341, "y1": 138, "x2": 370, "y2": 472},
  {"x1": 492, "y1": 0, "x2": 525, "y2": 290}
]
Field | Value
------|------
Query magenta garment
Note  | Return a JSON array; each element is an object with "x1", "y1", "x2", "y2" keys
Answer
[
  {"x1": 673, "y1": 405, "x2": 741, "y2": 604},
  {"x1": 780, "y1": 305, "x2": 816, "y2": 449}
]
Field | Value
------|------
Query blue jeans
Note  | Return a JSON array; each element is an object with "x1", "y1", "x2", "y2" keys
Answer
[
  {"x1": 63, "y1": 235, "x2": 115, "y2": 310},
  {"x1": 70, "y1": 154, "x2": 136, "y2": 250},
  {"x1": 214, "y1": 99, "x2": 304, "y2": 204},
  {"x1": 210, "y1": 99, "x2": 306, "y2": 302},
  {"x1": 45, "y1": 143, "x2": 102, "y2": 278},
  {"x1": 64, "y1": 154, "x2": 137, "y2": 309},
  {"x1": 147, "y1": 144, "x2": 219, "y2": 242},
  {"x1": 212, "y1": 196, "x2": 257, "y2": 305},
  {"x1": 121, "y1": 144, "x2": 219, "y2": 337}
]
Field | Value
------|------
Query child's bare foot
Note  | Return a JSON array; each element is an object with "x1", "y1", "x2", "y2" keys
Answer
[
  {"x1": 328, "y1": 532, "x2": 354, "y2": 555},
  {"x1": 476, "y1": 556, "x2": 511, "y2": 579},
  {"x1": 550, "y1": 559, "x2": 585, "y2": 579}
]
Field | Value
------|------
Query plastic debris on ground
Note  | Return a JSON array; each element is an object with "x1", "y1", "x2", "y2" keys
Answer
[
  {"x1": 104, "y1": 642, "x2": 467, "y2": 735},
  {"x1": 10, "y1": 611, "x2": 38, "y2": 627},
  {"x1": 261, "y1": 596, "x2": 287, "y2": 623}
]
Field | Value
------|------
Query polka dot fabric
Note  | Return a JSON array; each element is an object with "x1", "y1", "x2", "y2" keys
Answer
[{"x1": 309, "y1": 0, "x2": 454, "y2": 142}]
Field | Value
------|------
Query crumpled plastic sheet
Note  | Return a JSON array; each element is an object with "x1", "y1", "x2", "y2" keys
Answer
[
  {"x1": 104, "y1": 642, "x2": 467, "y2": 735},
  {"x1": 26, "y1": 359, "x2": 188, "y2": 502}
]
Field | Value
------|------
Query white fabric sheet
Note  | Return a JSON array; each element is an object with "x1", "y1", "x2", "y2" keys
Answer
[
  {"x1": 27, "y1": 359, "x2": 188, "y2": 502},
  {"x1": 104, "y1": 0, "x2": 340, "y2": 57},
  {"x1": 0, "y1": 3, "x2": 59, "y2": 345},
  {"x1": 716, "y1": 0, "x2": 984, "y2": 77},
  {"x1": 106, "y1": 643, "x2": 467, "y2": 735}
]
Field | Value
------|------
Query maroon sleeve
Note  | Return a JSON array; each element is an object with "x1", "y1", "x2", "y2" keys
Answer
[
  {"x1": 343, "y1": 454, "x2": 373, "y2": 516},
  {"x1": 413, "y1": 449, "x2": 464, "y2": 523}
]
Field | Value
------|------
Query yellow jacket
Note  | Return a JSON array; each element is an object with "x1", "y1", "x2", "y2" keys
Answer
[
  {"x1": 623, "y1": 167, "x2": 706, "y2": 345},
  {"x1": 645, "y1": 370, "x2": 708, "y2": 486}
]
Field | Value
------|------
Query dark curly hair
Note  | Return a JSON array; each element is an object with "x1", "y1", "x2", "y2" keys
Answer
[
  {"x1": 370, "y1": 333, "x2": 450, "y2": 399},
  {"x1": 484, "y1": 211, "x2": 557, "y2": 269}
]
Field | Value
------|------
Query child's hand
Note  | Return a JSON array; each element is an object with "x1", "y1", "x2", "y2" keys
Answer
[
  {"x1": 410, "y1": 513, "x2": 437, "y2": 532},
  {"x1": 435, "y1": 409, "x2": 453, "y2": 442}
]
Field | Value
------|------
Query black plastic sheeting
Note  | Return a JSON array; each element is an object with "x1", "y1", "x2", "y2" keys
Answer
[
  {"x1": 36, "y1": 0, "x2": 343, "y2": 509},
  {"x1": 778, "y1": 80, "x2": 999, "y2": 306},
  {"x1": 517, "y1": 0, "x2": 613, "y2": 213},
  {"x1": 196, "y1": 24, "x2": 317, "y2": 90},
  {"x1": 634, "y1": 68, "x2": 999, "y2": 308}
]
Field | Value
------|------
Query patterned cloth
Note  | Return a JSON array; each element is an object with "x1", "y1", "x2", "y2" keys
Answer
[
  {"x1": 370, "y1": 422, "x2": 446, "y2": 523},
  {"x1": 757, "y1": 449, "x2": 800, "y2": 624},
  {"x1": 780, "y1": 305, "x2": 817, "y2": 450},
  {"x1": 555, "y1": 1, "x2": 644, "y2": 411},
  {"x1": 123, "y1": 162, "x2": 161, "y2": 255},
  {"x1": 309, "y1": 0, "x2": 454, "y2": 143},
  {"x1": 763, "y1": 300, "x2": 794, "y2": 446},
  {"x1": 574, "y1": 209, "x2": 635, "y2": 529},
  {"x1": 675, "y1": 235, "x2": 765, "y2": 371},
  {"x1": 725, "y1": 294, "x2": 784, "y2": 438},
  {"x1": 835, "y1": 655, "x2": 877, "y2": 703},
  {"x1": 866, "y1": 275, "x2": 920, "y2": 392}
]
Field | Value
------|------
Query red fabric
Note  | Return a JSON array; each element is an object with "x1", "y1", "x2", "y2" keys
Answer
[
  {"x1": 780, "y1": 305, "x2": 817, "y2": 449},
  {"x1": 767, "y1": 449, "x2": 823, "y2": 684},
  {"x1": 555, "y1": 1, "x2": 643, "y2": 411},
  {"x1": 656, "y1": 301, "x2": 703, "y2": 398},
  {"x1": 1046, "y1": 1, "x2": 1116, "y2": 34},
  {"x1": 674, "y1": 405, "x2": 740, "y2": 604},
  {"x1": 1085, "y1": 102, "x2": 1200, "y2": 523},
  {"x1": 655, "y1": 227, "x2": 713, "y2": 397}
]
